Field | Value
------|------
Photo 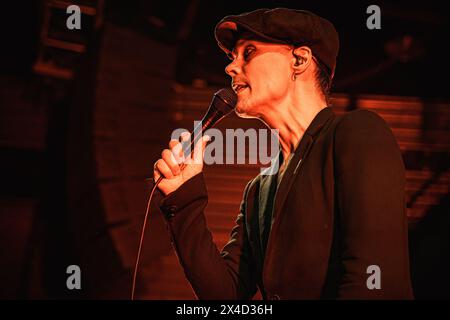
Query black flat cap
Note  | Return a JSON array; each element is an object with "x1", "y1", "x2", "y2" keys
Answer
[{"x1": 215, "y1": 8, "x2": 339, "y2": 77}]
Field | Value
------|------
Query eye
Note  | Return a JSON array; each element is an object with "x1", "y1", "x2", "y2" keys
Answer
[{"x1": 243, "y1": 46, "x2": 255, "y2": 60}]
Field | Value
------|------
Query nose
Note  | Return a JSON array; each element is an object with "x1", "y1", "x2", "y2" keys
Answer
[{"x1": 225, "y1": 59, "x2": 241, "y2": 77}]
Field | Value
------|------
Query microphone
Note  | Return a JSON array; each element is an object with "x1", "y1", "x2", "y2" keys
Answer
[
  {"x1": 157, "y1": 87, "x2": 237, "y2": 185},
  {"x1": 181, "y1": 87, "x2": 237, "y2": 159}
]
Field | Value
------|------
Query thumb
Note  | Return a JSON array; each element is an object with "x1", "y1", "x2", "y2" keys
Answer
[{"x1": 192, "y1": 135, "x2": 210, "y2": 165}]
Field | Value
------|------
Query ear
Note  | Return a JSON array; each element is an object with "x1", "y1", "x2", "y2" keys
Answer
[{"x1": 292, "y1": 46, "x2": 313, "y2": 74}]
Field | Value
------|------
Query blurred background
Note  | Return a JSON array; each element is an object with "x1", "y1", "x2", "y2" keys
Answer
[{"x1": 0, "y1": 0, "x2": 449, "y2": 299}]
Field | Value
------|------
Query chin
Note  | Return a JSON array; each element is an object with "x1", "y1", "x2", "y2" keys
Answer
[
  {"x1": 234, "y1": 105, "x2": 255, "y2": 119},
  {"x1": 234, "y1": 100, "x2": 259, "y2": 119}
]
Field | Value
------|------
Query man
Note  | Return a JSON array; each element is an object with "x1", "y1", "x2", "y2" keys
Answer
[{"x1": 152, "y1": 8, "x2": 413, "y2": 299}]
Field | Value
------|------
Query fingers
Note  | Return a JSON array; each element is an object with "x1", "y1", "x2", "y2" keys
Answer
[
  {"x1": 161, "y1": 149, "x2": 181, "y2": 176},
  {"x1": 189, "y1": 135, "x2": 210, "y2": 165},
  {"x1": 169, "y1": 139, "x2": 184, "y2": 164},
  {"x1": 154, "y1": 132, "x2": 190, "y2": 180},
  {"x1": 154, "y1": 158, "x2": 174, "y2": 179},
  {"x1": 170, "y1": 131, "x2": 191, "y2": 162},
  {"x1": 154, "y1": 133, "x2": 210, "y2": 180}
]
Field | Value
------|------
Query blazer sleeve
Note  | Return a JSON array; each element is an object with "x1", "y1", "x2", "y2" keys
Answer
[
  {"x1": 334, "y1": 109, "x2": 414, "y2": 299},
  {"x1": 152, "y1": 173, "x2": 258, "y2": 300}
]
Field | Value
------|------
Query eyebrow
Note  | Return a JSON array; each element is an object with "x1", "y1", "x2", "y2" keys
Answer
[{"x1": 230, "y1": 41, "x2": 256, "y2": 59}]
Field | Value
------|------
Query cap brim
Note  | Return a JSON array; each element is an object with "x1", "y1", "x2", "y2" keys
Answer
[{"x1": 215, "y1": 21, "x2": 238, "y2": 54}]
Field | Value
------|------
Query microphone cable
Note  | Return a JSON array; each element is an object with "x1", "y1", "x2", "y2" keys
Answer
[
  {"x1": 131, "y1": 176, "x2": 160, "y2": 300},
  {"x1": 130, "y1": 171, "x2": 181, "y2": 300}
]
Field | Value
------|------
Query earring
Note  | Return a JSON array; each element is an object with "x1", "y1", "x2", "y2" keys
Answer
[{"x1": 292, "y1": 72, "x2": 297, "y2": 81}]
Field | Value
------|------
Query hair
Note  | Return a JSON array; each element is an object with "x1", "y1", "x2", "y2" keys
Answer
[{"x1": 313, "y1": 56, "x2": 332, "y2": 105}]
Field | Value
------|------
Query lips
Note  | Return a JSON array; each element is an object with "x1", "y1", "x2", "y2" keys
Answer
[{"x1": 232, "y1": 82, "x2": 249, "y2": 94}]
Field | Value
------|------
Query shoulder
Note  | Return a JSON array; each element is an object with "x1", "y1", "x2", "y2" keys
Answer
[
  {"x1": 333, "y1": 109, "x2": 404, "y2": 174},
  {"x1": 333, "y1": 109, "x2": 399, "y2": 152},
  {"x1": 335, "y1": 109, "x2": 391, "y2": 140}
]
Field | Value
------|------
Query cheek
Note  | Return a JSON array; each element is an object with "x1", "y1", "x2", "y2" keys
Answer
[
  {"x1": 249, "y1": 55, "x2": 289, "y2": 87},
  {"x1": 254, "y1": 66, "x2": 289, "y2": 99},
  {"x1": 265, "y1": 75, "x2": 289, "y2": 95}
]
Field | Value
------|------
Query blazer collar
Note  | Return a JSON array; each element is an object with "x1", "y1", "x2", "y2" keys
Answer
[
  {"x1": 262, "y1": 107, "x2": 335, "y2": 264},
  {"x1": 301, "y1": 107, "x2": 335, "y2": 141}
]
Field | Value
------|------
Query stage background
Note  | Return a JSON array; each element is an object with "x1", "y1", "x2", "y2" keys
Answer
[{"x1": 0, "y1": 0, "x2": 449, "y2": 299}]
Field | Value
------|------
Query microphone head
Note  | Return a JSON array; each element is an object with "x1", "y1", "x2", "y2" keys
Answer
[{"x1": 213, "y1": 88, "x2": 237, "y2": 115}]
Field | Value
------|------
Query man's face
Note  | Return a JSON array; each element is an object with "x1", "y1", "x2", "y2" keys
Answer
[{"x1": 226, "y1": 36, "x2": 293, "y2": 118}]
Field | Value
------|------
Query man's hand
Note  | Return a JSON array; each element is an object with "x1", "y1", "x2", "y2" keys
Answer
[{"x1": 153, "y1": 133, "x2": 210, "y2": 196}]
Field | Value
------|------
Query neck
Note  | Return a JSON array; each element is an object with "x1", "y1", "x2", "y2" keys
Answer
[{"x1": 261, "y1": 89, "x2": 327, "y2": 162}]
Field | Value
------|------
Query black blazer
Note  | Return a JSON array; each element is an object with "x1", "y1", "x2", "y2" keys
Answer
[{"x1": 155, "y1": 107, "x2": 414, "y2": 299}]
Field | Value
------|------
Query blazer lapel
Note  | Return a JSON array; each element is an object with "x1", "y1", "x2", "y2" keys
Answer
[{"x1": 263, "y1": 107, "x2": 335, "y2": 268}]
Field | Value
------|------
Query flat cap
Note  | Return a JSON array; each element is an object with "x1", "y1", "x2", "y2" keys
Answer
[{"x1": 215, "y1": 8, "x2": 339, "y2": 76}]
